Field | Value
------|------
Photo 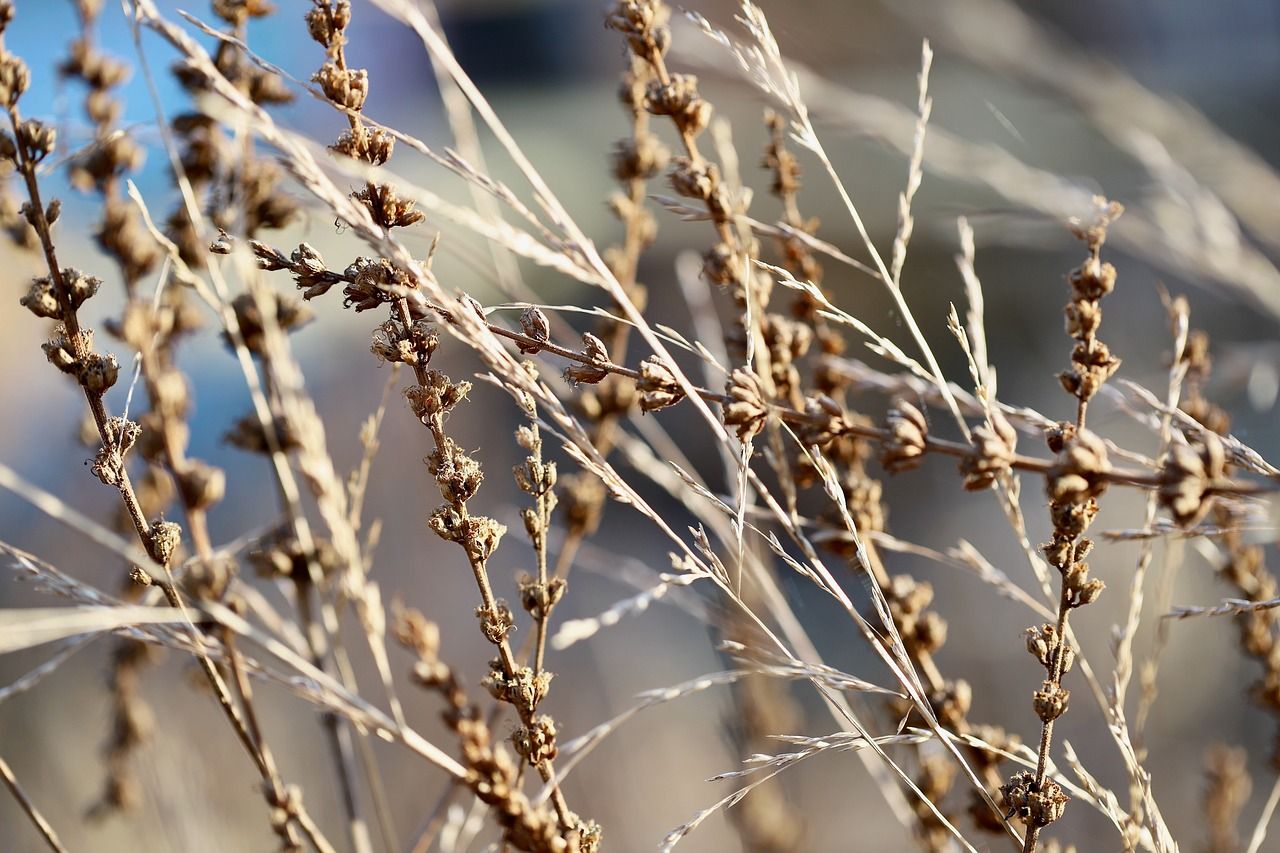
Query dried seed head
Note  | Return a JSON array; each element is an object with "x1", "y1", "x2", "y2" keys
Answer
[
  {"x1": 931, "y1": 678, "x2": 972, "y2": 730},
  {"x1": 1002, "y1": 772, "x2": 1069, "y2": 829},
  {"x1": 563, "y1": 333, "x2": 610, "y2": 385},
  {"x1": 484, "y1": 660, "x2": 552, "y2": 710},
  {"x1": 1158, "y1": 433, "x2": 1226, "y2": 527},
  {"x1": 175, "y1": 460, "x2": 226, "y2": 510},
  {"x1": 605, "y1": 0, "x2": 671, "y2": 61},
  {"x1": 561, "y1": 472, "x2": 606, "y2": 538},
  {"x1": 147, "y1": 520, "x2": 183, "y2": 566},
  {"x1": 17, "y1": 118, "x2": 56, "y2": 161},
  {"x1": 312, "y1": 62, "x2": 367, "y2": 112},
  {"x1": 518, "y1": 575, "x2": 566, "y2": 620},
  {"x1": 405, "y1": 371, "x2": 470, "y2": 420},
  {"x1": 644, "y1": 74, "x2": 711, "y2": 136},
  {"x1": 1068, "y1": 258, "x2": 1118, "y2": 302},
  {"x1": 723, "y1": 368, "x2": 768, "y2": 442},
  {"x1": 1033, "y1": 681, "x2": 1070, "y2": 722},
  {"x1": 1047, "y1": 428, "x2": 1110, "y2": 504},
  {"x1": 1049, "y1": 497, "x2": 1099, "y2": 541},
  {"x1": 511, "y1": 715, "x2": 558, "y2": 765},
  {"x1": 882, "y1": 398, "x2": 928, "y2": 473},
  {"x1": 20, "y1": 276, "x2": 60, "y2": 319},
  {"x1": 78, "y1": 352, "x2": 120, "y2": 394},
  {"x1": 1063, "y1": 560, "x2": 1105, "y2": 608},
  {"x1": 228, "y1": 290, "x2": 314, "y2": 355},
  {"x1": 476, "y1": 601, "x2": 515, "y2": 645},
  {"x1": 637, "y1": 355, "x2": 684, "y2": 412},
  {"x1": 667, "y1": 157, "x2": 718, "y2": 201},
  {"x1": 428, "y1": 438, "x2": 484, "y2": 504},
  {"x1": 960, "y1": 410, "x2": 1016, "y2": 491},
  {"x1": 612, "y1": 132, "x2": 668, "y2": 182},
  {"x1": 518, "y1": 306, "x2": 550, "y2": 353}
]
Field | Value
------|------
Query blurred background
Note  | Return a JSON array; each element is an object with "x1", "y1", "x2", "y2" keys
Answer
[{"x1": 1, "y1": 0, "x2": 1279, "y2": 850}]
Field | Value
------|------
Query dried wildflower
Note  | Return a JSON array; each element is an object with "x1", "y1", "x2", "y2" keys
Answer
[
  {"x1": 563, "y1": 333, "x2": 610, "y2": 385},
  {"x1": 1033, "y1": 681, "x2": 1070, "y2": 723},
  {"x1": 668, "y1": 156, "x2": 718, "y2": 201},
  {"x1": 722, "y1": 368, "x2": 768, "y2": 442},
  {"x1": 405, "y1": 372, "x2": 470, "y2": 420},
  {"x1": 146, "y1": 520, "x2": 183, "y2": 566},
  {"x1": 959, "y1": 410, "x2": 1016, "y2": 490},
  {"x1": 429, "y1": 437, "x2": 484, "y2": 504},
  {"x1": 477, "y1": 601, "x2": 516, "y2": 645},
  {"x1": 1046, "y1": 428, "x2": 1110, "y2": 504},
  {"x1": 1158, "y1": 433, "x2": 1225, "y2": 527},
  {"x1": 1025, "y1": 624, "x2": 1075, "y2": 674},
  {"x1": 312, "y1": 62, "x2": 367, "y2": 112},
  {"x1": 511, "y1": 716, "x2": 558, "y2": 765},
  {"x1": 1002, "y1": 771, "x2": 1069, "y2": 828},
  {"x1": 78, "y1": 352, "x2": 120, "y2": 394},
  {"x1": 484, "y1": 660, "x2": 552, "y2": 711},
  {"x1": 518, "y1": 306, "x2": 550, "y2": 354},
  {"x1": 604, "y1": 0, "x2": 671, "y2": 62},
  {"x1": 371, "y1": 317, "x2": 437, "y2": 365},
  {"x1": 881, "y1": 398, "x2": 928, "y2": 473},
  {"x1": 519, "y1": 576, "x2": 567, "y2": 621},
  {"x1": 637, "y1": 355, "x2": 684, "y2": 412},
  {"x1": 644, "y1": 74, "x2": 711, "y2": 137}
]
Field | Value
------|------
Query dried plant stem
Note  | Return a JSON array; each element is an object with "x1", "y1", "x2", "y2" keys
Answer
[
  {"x1": 0, "y1": 753, "x2": 67, "y2": 853},
  {"x1": 1019, "y1": 202, "x2": 1125, "y2": 852},
  {"x1": 402, "y1": 313, "x2": 574, "y2": 830}
]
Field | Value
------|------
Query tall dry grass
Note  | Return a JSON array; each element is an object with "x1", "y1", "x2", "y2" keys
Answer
[{"x1": 0, "y1": 1, "x2": 1277, "y2": 851}]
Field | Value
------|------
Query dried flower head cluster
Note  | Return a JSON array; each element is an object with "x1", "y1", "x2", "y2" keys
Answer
[{"x1": 1, "y1": 3, "x2": 1278, "y2": 853}]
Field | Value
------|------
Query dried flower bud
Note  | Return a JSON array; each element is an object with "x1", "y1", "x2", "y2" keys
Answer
[
  {"x1": 518, "y1": 306, "x2": 550, "y2": 353},
  {"x1": 1158, "y1": 433, "x2": 1226, "y2": 527},
  {"x1": 484, "y1": 661, "x2": 552, "y2": 710},
  {"x1": 1068, "y1": 258, "x2": 1117, "y2": 302},
  {"x1": 1047, "y1": 429, "x2": 1110, "y2": 504},
  {"x1": 645, "y1": 74, "x2": 711, "y2": 136},
  {"x1": 1001, "y1": 771, "x2": 1068, "y2": 828},
  {"x1": 637, "y1": 355, "x2": 684, "y2": 412},
  {"x1": 605, "y1": 0, "x2": 671, "y2": 60},
  {"x1": 1033, "y1": 681, "x2": 1070, "y2": 722},
  {"x1": 312, "y1": 62, "x2": 367, "y2": 112},
  {"x1": 405, "y1": 371, "x2": 470, "y2": 420},
  {"x1": 701, "y1": 241, "x2": 746, "y2": 286},
  {"x1": 20, "y1": 276, "x2": 60, "y2": 319},
  {"x1": 0, "y1": 52, "x2": 29, "y2": 107},
  {"x1": 429, "y1": 438, "x2": 484, "y2": 504},
  {"x1": 476, "y1": 601, "x2": 515, "y2": 645},
  {"x1": 17, "y1": 118, "x2": 55, "y2": 162},
  {"x1": 175, "y1": 460, "x2": 225, "y2": 510},
  {"x1": 723, "y1": 368, "x2": 768, "y2": 442},
  {"x1": 78, "y1": 352, "x2": 119, "y2": 393},
  {"x1": 882, "y1": 398, "x2": 928, "y2": 473},
  {"x1": 563, "y1": 333, "x2": 610, "y2": 385},
  {"x1": 960, "y1": 410, "x2": 1016, "y2": 491},
  {"x1": 518, "y1": 575, "x2": 566, "y2": 620},
  {"x1": 511, "y1": 715, "x2": 558, "y2": 764},
  {"x1": 147, "y1": 520, "x2": 183, "y2": 565},
  {"x1": 667, "y1": 157, "x2": 718, "y2": 201}
]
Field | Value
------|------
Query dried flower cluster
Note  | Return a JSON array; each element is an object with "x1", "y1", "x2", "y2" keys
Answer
[{"x1": 0, "y1": 3, "x2": 1276, "y2": 853}]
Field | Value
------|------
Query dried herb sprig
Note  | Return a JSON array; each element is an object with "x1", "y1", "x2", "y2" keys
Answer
[
  {"x1": 4, "y1": 4, "x2": 322, "y2": 845},
  {"x1": 1013, "y1": 198, "x2": 1124, "y2": 852}
]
